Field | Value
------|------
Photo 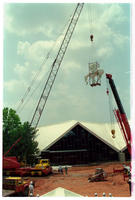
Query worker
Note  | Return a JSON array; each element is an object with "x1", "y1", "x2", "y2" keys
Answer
[
  {"x1": 109, "y1": 193, "x2": 112, "y2": 197},
  {"x1": 29, "y1": 181, "x2": 34, "y2": 197},
  {"x1": 94, "y1": 193, "x2": 98, "y2": 196},
  {"x1": 61, "y1": 166, "x2": 63, "y2": 174},
  {"x1": 65, "y1": 166, "x2": 68, "y2": 175},
  {"x1": 90, "y1": 34, "x2": 94, "y2": 42},
  {"x1": 58, "y1": 165, "x2": 61, "y2": 173},
  {"x1": 127, "y1": 174, "x2": 132, "y2": 195},
  {"x1": 58, "y1": 165, "x2": 63, "y2": 174}
]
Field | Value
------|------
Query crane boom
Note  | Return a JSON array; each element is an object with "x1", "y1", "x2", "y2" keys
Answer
[
  {"x1": 106, "y1": 73, "x2": 131, "y2": 155},
  {"x1": 30, "y1": 3, "x2": 84, "y2": 128}
]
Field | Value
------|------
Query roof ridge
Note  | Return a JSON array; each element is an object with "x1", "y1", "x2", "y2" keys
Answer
[{"x1": 38, "y1": 120, "x2": 79, "y2": 128}]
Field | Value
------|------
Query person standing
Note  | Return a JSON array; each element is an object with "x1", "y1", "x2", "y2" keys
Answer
[
  {"x1": 61, "y1": 166, "x2": 63, "y2": 174},
  {"x1": 127, "y1": 176, "x2": 132, "y2": 195},
  {"x1": 29, "y1": 181, "x2": 34, "y2": 197},
  {"x1": 65, "y1": 166, "x2": 68, "y2": 175}
]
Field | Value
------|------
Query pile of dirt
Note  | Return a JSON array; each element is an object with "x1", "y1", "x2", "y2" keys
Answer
[{"x1": 31, "y1": 162, "x2": 131, "y2": 197}]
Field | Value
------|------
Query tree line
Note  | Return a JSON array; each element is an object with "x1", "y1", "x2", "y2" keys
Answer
[{"x1": 3, "y1": 107, "x2": 39, "y2": 164}]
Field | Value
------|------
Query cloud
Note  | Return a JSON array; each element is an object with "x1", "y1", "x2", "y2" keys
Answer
[
  {"x1": 62, "y1": 60, "x2": 81, "y2": 75},
  {"x1": 17, "y1": 40, "x2": 59, "y2": 64},
  {"x1": 4, "y1": 3, "x2": 74, "y2": 37},
  {"x1": 97, "y1": 46, "x2": 113, "y2": 58},
  {"x1": 100, "y1": 4, "x2": 127, "y2": 25},
  {"x1": 4, "y1": 13, "x2": 14, "y2": 33},
  {"x1": 4, "y1": 3, "x2": 130, "y2": 126},
  {"x1": 4, "y1": 79, "x2": 27, "y2": 92},
  {"x1": 17, "y1": 41, "x2": 30, "y2": 56},
  {"x1": 5, "y1": 4, "x2": 129, "y2": 62},
  {"x1": 14, "y1": 63, "x2": 28, "y2": 76},
  {"x1": 66, "y1": 4, "x2": 129, "y2": 64},
  {"x1": 112, "y1": 32, "x2": 129, "y2": 47},
  {"x1": 16, "y1": 40, "x2": 59, "y2": 83}
]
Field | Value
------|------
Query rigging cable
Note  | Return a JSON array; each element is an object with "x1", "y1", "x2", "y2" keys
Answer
[
  {"x1": 16, "y1": 43, "x2": 55, "y2": 113},
  {"x1": 16, "y1": 11, "x2": 73, "y2": 114},
  {"x1": 87, "y1": 3, "x2": 95, "y2": 63}
]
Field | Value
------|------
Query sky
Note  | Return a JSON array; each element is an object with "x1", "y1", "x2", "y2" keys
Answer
[{"x1": 3, "y1": 1, "x2": 132, "y2": 127}]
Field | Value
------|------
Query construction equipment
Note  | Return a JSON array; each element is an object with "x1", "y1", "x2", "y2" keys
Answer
[
  {"x1": 3, "y1": 156, "x2": 52, "y2": 176},
  {"x1": 30, "y1": 3, "x2": 84, "y2": 128},
  {"x1": 106, "y1": 73, "x2": 131, "y2": 180},
  {"x1": 106, "y1": 73, "x2": 131, "y2": 155},
  {"x1": 29, "y1": 159, "x2": 52, "y2": 176},
  {"x1": 3, "y1": 133, "x2": 52, "y2": 176},
  {"x1": 3, "y1": 177, "x2": 30, "y2": 196},
  {"x1": 3, "y1": 3, "x2": 84, "y2": 176},
  {"x1": 88, "y1": 168, "x2": 107, "y2": 182}
]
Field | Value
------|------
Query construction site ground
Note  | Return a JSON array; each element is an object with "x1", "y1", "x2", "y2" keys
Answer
[{"x1": 30, "y1": 162, "x2": 130, "y2": 197}]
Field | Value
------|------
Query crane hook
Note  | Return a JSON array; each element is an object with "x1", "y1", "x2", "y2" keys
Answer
[{"x1": 90, "y1": 34, "x2": 94, "y2": 42}]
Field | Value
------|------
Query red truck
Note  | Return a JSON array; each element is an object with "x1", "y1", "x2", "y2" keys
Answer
[{"x1": 3, "y1": 176, "x2": 30, "y2": 196}]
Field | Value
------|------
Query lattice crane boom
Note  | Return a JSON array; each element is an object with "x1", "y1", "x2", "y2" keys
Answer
[{"x1": 31, "y1": 3, "x2": 84, "y2": 128}]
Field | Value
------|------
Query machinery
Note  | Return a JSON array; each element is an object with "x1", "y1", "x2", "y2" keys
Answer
[
  {"x1": 106, "y1": 73, "x2": 131, "y2": 180},
  {"x1": 30, "y1": 159, "x2": 52, "y2": 176},
  {"x1": 88, "y1": 168, "x2": 107, "y2": 182},
  {"x1": 3, "y1": 177, "x2": 30, "y2": 196},
  {"x1": 3, "y1": 129, "x2": 52, "y2": 177},
  {"x1": 3, "y1": 3, "x2": 84, "y2": 177},
  {"x1": 106, "y1": 73, "x2": 131, "y2": 155},
  {"x1": 30, "y1": 3, "x2": 84, "y2": 128},
  {"x1": 3, "y1": 153, "x2": 52, "y2": 176}
]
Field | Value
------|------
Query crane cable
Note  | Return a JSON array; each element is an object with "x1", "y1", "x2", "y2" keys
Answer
[
  {"x1": 87, "y1": 3, "x2": 95, "y2": 63},
  {"x1": 87, "y1": 4, "x2": 106, "y2": 65},
  {"x1": 16, "y1": 44, "x2": 54, "y2": 113},
  {"x1": 16, "y1": 11, "x2": 73, "y2": 114}
]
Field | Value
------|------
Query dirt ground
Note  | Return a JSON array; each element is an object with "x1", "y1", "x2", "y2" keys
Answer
[{"x1": 31, "y1": 162, "x2": 131, "y2": 197}]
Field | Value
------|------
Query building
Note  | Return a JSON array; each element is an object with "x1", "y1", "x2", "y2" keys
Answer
[
  {"x1": 36, "y1": 120, "x2": 130, "y2": 165},
  {"x1": 41, "y1": 187, "x2": 83, "y2": 197}
]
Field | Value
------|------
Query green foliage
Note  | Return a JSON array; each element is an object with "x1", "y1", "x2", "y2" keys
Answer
[{"x1": 3, "y1": 107, "x2": 39, "y2": 164}]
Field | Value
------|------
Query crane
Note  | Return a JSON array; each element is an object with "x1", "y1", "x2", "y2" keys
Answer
[
  {"x1": 30, "y1": 3, "x2": 84, "y2": 128},
  {"x1": 106, "y1": 73, "x2": 131, "y2": 155},
  {"x1": 3, "y1": 3, "x2": 84, "y2": 175}
]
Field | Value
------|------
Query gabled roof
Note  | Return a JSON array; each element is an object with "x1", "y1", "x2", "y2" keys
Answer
[
  {"x1": 41, "y1": 187, "x2": 83, "y2": 197},
  {"x1": 36, "y1": 120, "x2": 127, "y2": 152},
  {"x1": 37, "y1": 120, "x2": 78, "y2": 151}
]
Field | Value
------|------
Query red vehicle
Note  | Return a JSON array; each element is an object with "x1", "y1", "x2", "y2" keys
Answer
[
  {"x1": 3, "y1": 177, "x2": 30, "y2": 196},
  {"x1": 106, "y1": 73, "x2": 131, "y2": 155},
  {"x1": 3, "y1": 129, "x2": 52, "y2": 177},
  {"x1": 106, "y1": 73, "x2": 131, "y2": 179},
  {"x1": 3, "y1": 155, "x2": 52, "y2": 176}
]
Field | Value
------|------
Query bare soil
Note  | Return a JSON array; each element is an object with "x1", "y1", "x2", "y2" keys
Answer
[{"x1": 31, "y1": 162, "x2": 131, "y2": 197}]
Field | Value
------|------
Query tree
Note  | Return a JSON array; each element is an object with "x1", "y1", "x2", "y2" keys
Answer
[{"x1": 3, "y1": 107, "x2": 39, "y2": 164}]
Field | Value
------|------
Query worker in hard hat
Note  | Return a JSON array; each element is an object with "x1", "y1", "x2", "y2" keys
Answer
[{"x1": 29, "y1": 181, "x2": 34, "y2": 197}]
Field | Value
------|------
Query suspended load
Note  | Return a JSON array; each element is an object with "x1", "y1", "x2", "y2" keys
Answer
[{"x1": 84, "y1": 62, "x2": 104, "y2": 87}]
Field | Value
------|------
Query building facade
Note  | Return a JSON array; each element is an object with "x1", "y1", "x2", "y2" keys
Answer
[{"x1": 40, "y1": 124, "x2": 124, "y2": 165}]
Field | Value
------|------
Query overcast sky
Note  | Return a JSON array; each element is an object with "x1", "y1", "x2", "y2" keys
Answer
[{"x1": 3, "y1": 1, "x2": 131, "y2": 127}]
